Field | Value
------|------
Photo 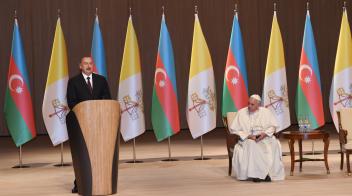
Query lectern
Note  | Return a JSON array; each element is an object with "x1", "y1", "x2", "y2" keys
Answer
[{"x1": 66, "y1": 100, "x2": 120, "y2": 195}]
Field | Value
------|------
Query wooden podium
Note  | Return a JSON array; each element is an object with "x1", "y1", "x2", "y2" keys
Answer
[{"x1": 66, "y1": 100, "x2": 120, "y2": 195}]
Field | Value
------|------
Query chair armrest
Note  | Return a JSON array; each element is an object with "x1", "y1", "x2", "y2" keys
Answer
[
  {"x1": 222, "y1": 117, "x2": 228, "y2": 128},
  {"x1": 274, "y1": 132, "x2": 281, "y2": 138},
  {"x1": 339, "y1": 128, "x2": 348, "y2": 145}
]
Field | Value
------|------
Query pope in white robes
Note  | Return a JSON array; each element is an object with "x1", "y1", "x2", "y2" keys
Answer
[{"x1": 229, "y1": 94, "x2": 285, "y2": 182}]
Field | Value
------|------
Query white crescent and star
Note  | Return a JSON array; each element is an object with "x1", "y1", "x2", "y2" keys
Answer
[
  {"x1": 225, "y1": 65, "x2": 240, "y2": 85},
  {"x1": 154, "y1": 68, "x2": 167, "y2": 87},
  {"x1": 299, "y1": 64, "x2": 313, "y2": 84},
  {"x1": 8, "y1": 74, "x2": 24, "y2": 94}
]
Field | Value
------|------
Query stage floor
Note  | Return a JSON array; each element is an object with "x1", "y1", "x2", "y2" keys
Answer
[{"x1": 0, "y1": 128, "x2": 351, "y2": 195}]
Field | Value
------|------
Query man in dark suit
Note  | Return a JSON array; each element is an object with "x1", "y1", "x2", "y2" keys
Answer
[
  {"x1": 67, "y1": 56, "x2": 111, "y2": 110},
  {"x1": 66, "y1": 56, "x2": 111, "y2": 193}
]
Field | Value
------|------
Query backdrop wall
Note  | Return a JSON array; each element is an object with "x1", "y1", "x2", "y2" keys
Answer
[{"x1": 0, "y1": 0, "x2": 348, "y2": 136}]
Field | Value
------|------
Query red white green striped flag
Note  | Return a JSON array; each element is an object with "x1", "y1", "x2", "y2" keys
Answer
[
  {"x1": 295, "y1": 10, "x2": 325, "y2": 129},
  {"x1": 222, "y1": 11, "x2": 248, "y2": 117},
  {"x1": 152, "y1": 14, "x2": 180, "y2": 142},
  {"x1": 4, "y1": 18, "x2": 37, "y2": 146}
]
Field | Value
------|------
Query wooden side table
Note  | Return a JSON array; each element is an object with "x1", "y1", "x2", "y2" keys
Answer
[{"x1": 281, "y1": 130, "x2": 330, "y2": 176}]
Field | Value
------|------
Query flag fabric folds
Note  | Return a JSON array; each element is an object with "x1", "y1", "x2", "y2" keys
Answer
[
  {"x1": 42, "y1": 18, "x2": 69, "y2": 146},
  {"x1": 91, "y1": 15, "x2": 107, "y2": 78},
  {"x1": 262, "y1": 11, "x2": 291, "y2": 131},
  {"x1": 186, "y1": 13, "x2": 217, "y2": 139},
  {"x1": 4, "y1": 18, "x2": 37, "y2": 147},
  {"x1": 329, "y1": 9, "x2": 352, "y2": 131},
  {"x1": 295, "y1": 11, "x2": 325, "y2": 129},
  {"x1": 222, "y1": 12, "x2": 249, "y2": 117},
  {"x1": 118, "y1": 15, "x2": 146, "y2": 141},
  {"x1": 151, "y1": 14, "x2": 180, "y2": 142}
]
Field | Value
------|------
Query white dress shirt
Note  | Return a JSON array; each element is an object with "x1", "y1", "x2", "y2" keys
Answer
[{"x1": 82, "y1": 73, "x2": 93, "y2": 88}]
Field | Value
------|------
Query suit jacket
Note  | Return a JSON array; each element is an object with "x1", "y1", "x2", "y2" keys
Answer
[{"x1": 67, "y1": 73, "x2": 111, "y2": 109}]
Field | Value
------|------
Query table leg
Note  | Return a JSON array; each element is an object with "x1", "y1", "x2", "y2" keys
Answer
[
  {"x1": 347, "y1": 152, "x2": 351, "y2": 176},
  {"x1": 288, "y1": 138, "x2": 295, "y2": 176},
  {"x1": 323, "y1": 136, "x2": 330, "y2": 174},
  {"x1": 298, "y1": 139, "x2": 303, "y2": 172}
]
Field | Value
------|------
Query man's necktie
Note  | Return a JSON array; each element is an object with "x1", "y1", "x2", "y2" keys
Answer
[{"x1": 87, "y1": 77, "x2": 93, "y2": 94}]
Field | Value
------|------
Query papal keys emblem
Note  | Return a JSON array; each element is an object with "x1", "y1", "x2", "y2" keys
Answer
[
  {"x1": 121, "y1": 90, "x2": 144, "y2": 120},
  {"x1": 48, "y1": 99, "x2": 69, "y2": 124},
  {"x1": 188, "y1": 86, "x2": 216, "y2": 118},
  {"x1": 264, "y1": 85, "x2": 289, "y2": 115},
  {"x1": 333, "y1": 86, "x2": 352, "y2": 107}
]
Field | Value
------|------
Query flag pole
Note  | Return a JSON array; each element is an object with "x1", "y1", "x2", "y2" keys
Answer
[
  {"x1": 19, "y1": 145, "x2": 23, "y2": 167},
  {"x1": 192, "y1": 4, "x2": 210, "y2": 161},
  {"x1": 11, "y1": 10, "x2": 29, "y2": 169},
  {"x1": 307, "y1": 1, "x2": 309, "y2": 11},
  {"x1": 51, "y1": 8, "x2": 70, "y2": 167},
  {"x1": 126, "y1": 138, "x2": 143, "y2": 163},
  {"x1": 133, "y1": 138, "x2": 136, "y2": 161},
  {"x1": 167, "y1": 137, "x2": 172, "y2": 159},
  {"x1": 13, "y1": 145, "x2": 29, "y2": 168},
  {"x1": 54, "y1": 142, "x2": 71, "y2": 167},
  {"x1": 60, "y1": 142, "x2": 64, "y2": 165},
  {"x1": 162, "y1": 137, "x2": 178, "y2": 161},
  {"x1": 200, "y1": 135, "x2": 204, "y2": 160},
  {"x1": 194, "y1": 135, "x2": 211, "y2": 160}
]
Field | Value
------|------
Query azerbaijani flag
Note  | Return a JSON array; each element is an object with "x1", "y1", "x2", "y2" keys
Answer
[
  {"x1": 186, "y1": 13, "x2": 216, "y2": 139},
  {"x1": 152, "y1": 14, "x2": 180, "y2": 142},
  {"x1": 262, "y1": 11, "x2": 291, "y2": 131},
  {"x1": 4, "y1": 18, "x2": 37, "y2": 147},
  {"x1": 42, "y1": 17, "x2": 69, "y2": 146},
  {"x1": 118, "y1": 15, "x2": 146, "y2": 141},
  {"x1": 329, "y1": 8, "x2": 352, "y2": 131},
  {"x1": 222, "y1": 11, "x2": 248, "y2": 117},
  {"x1": 91, "y1": 15, "x2": 107, "y2": 78},
  {"x1": 295, "y1": 10, "x2": 325, "y2": 129}
]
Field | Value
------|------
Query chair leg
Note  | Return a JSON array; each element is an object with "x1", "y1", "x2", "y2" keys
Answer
[
  {"x1": 341, "y1": 151, "x2": 344, "y2": 170},
  {"x1": 347, "y1": 152, "x2": 351, "y2": 176},
  {"x1": 228, "y1": 156, "x2": 232, "y2": 176}
]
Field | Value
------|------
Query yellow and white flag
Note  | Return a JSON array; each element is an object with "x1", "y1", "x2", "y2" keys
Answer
[
  {"x1": 186, "y1": 14, "x2": 216, "y2": 139},
  {"x1": 262, "y1": 11, "x2": 290, "y2": 131},
  {"x1": 42, "y1": 18, "x2": 69, "y2": 146},
  {"x1": 329, "y1": 9, "x2": 352, "y2": 131},
  {"x1": 118, "y1": 15, "x2": 145, "y2": 141}
]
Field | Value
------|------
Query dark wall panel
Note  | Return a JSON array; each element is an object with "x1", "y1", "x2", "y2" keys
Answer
[{"x1": 0, "y1": 0, "x2": 349, "y2": 136}]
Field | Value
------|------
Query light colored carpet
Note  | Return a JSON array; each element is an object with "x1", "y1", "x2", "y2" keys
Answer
[{"x1": 0, "y1": 130, "x2": 351, "y2": 196}]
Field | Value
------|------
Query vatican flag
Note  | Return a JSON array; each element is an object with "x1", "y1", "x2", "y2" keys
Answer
[
  {"x1": 42, "y1": 17, "x2": 69, "y2": 146},
  {"x1": 186, "y1": 13, "x2": 216, "y2": 139},
  {"x1": 329, "y1": 9, "x2": 352, "y2": 131},
  {"x1": 118, "y1": 15, "x2": 146, "y2": 141},
  {"x1": 262, "y1": 11, "x2": 291, "y2": 132}
]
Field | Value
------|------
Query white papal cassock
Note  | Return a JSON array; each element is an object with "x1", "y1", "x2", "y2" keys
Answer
[{"x1": 229, "y1": 107, "x2": 285, "y2": 181}]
